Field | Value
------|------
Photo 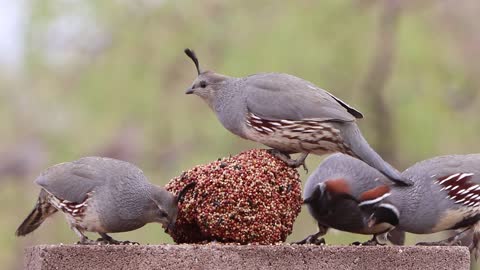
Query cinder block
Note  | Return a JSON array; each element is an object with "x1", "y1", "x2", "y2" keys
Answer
[{"x1": 25, "y1": 244, "x2": 471, "y2": 270}]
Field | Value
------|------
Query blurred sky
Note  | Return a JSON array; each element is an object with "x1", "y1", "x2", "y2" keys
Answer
[{"x1": 0, "y1": 0, "x2": 28, "y2": 74}]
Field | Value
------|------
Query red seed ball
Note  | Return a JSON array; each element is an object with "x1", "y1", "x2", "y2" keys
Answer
[{"x1": 166, "y1": 149, "x2": 302, "y2": 244}]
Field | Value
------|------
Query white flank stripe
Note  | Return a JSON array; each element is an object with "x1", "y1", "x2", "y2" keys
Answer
[
  {"x1": 445, "y1": 185, "x2": 453, "y2": 190},
  {"x1": 75, "y1": 203, "x2": 85, "y2": 208},
  {"x1": 467, "y1": 185, "x2": 479, "y2": 191},
  {"x1": 250, "y1": 114, "x2": 261, "y2": 120},
  {"x1": 474, "y1": 202, "x2": 480, "y2": 207},
  {"x1": 358, "y1": 193, "x2": 392, "y2": 207},
  {"x1": 456, "y1": 198, "x2": 465, "y2": 203},
  {"x1": 466, "y1": 194, "x2": 474, "y2": 198},
  {"x1": 471, "y1": 195, "x2": 479, "y2": 200},
  {"x1": 475, "y1": 186, "x2": 480, "y2": 191},
  {"x1": 451, "y1": 186, "x2": 459, "y2": 191},
  {"x1": 262, "y1": 127, "x2": 273, "y2": 133},
  {"x1": 458, "y1": 173, "x2": 474, "y2": 181},
  {"x1": 280, "y1": 120, "x2": 295, "y2": 124},
  {"x1": 292, "y1": 128, "x2": 305, "y2": 132},
  {"x1": 439, "y1": 173, "x2": 460, "y2": 184},
  {"x1": 270, "y1": 122, "x2": 281, "y2": 126},
  {"x1": 458, "y1": 189, "x2": 467, "y2": 195},
  {"x1": 469, "y1": 201, "x2": 476, "y2": 206},
  {"x1": 253, "y1": 127, "x2": 263, "y2": 132}
]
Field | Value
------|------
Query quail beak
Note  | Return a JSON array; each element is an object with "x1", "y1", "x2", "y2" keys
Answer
[
  {"x1": 185, "y1": 87, "x2": 194, "y2": 94},
  {"x1": 165, "y1": 222, "x2": 175, "y2": 234}
]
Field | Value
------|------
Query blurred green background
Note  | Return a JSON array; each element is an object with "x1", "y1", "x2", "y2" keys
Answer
[{"x1": 1, "y1": 0, "x2": 480, "y2": 269}]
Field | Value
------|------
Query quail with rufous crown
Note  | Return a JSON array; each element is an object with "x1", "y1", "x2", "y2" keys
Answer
[
  {"x1": 359, "y1": 154, "x2": 480, "y2": 258},
  {"x1": 299, "y1": 153, "x2": 405, "y2": 246}
]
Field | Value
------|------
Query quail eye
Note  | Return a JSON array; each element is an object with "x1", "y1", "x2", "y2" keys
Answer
[
  {"x1": 199, "y1": 81, "x2": 207, "y2": 88},
  {"x1": 158, "y1": 209, "x2": 168, "y2": 218}
]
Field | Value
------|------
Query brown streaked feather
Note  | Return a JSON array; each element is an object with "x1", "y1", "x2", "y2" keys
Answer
[
  {"x1": 324, "y1": 178, "x2": 351, "y2": 195},
  {"x1": 359, "y1": 185, "x2": 391, "y2": 202}
]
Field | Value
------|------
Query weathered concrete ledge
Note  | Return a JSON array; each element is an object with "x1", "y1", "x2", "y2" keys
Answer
[{"x1": 25, "y1": 244, "x2": 470, "y2": 270}]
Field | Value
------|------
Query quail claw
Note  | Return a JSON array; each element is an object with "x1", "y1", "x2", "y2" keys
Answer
[
  {"x1": 76, "y1": 238, "x2": 97, "y2": 245},
  {"x1": 267, "y1": 150, "x2": 309, "y2": 172},
  {"x1": 293, "y1": 234, "x2": 325, "y2": 245}
]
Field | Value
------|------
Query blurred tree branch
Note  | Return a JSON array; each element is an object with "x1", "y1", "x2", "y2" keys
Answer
[{"x1": 360, "y1": 0, "x2": 401, "y2": 164}]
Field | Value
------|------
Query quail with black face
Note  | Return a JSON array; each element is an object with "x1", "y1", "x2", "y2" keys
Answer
[
  {"x1": 299, "y1": 153, "x2": 405, "y2": 245},
  {"x1": 360, "y1": 154, "x2": 480, "y2": 258}
]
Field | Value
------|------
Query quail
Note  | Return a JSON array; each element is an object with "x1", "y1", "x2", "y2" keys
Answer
[
  {"x1": 16, "y1": 157, "x2": 195, "y2": 244},
  {"x1": 359, "y1": 154, "x2": 480, "y2": 258},
  {"x1": 298, "y1": 153, "x2": 405, "y2": 246},
  {"x1": 183, "y1": 49, "x2": 410, "y2": 186}
]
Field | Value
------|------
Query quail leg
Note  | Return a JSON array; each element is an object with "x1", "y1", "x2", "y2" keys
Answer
[
  {"x1": 351, "y1": 235, "x2": 380, "y2": 246},
  {"x1": 294, "y1": 224, "x2": 328, "y2": 245},
  {"x1": 351, "y1": 233, "x2": 387, "y2": 246},
  {"x1": 268, "y1": 149, "x2": 309, "y2": 172},
  {"x1": 97, "y1": 233, "x2": 139, "y2": 245},
  {"x1": 72, "y1": 227, "x2": 96, "y2": 245},
  {"x1": 294, "y1": 232, "x2": 325, "y2": 245},
  {"x1": 469, "y1": 223, "x2": 480, "y2": 259}
]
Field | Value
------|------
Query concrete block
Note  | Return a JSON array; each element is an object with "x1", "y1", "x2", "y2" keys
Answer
[{"x1": 24, "y1": 244, "x2": 471, "y2": 270}]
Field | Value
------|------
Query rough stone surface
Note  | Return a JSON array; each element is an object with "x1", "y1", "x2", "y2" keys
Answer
[{"x1": 25, "y1": 244, "x2": 471, "y2": 270}]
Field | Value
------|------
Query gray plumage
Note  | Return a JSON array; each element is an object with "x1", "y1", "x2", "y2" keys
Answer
[
  {"x1": 184, "y1": 48, "x2": 410, "y2": 186},
  {"x1": 299, "y1": 153, "x2": 404, "y2": 245},
  {"x1": 16, "y1": 157, "x2": 188, "y2": 244},
  {"x1": 360, "y1": 154, "x2": 480, "y2": 257}
]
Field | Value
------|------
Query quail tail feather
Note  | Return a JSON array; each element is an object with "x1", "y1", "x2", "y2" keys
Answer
[
  {"x1": 342, "y1": 125, "x2": 412, "y2": 186},
  {"x1": 16, "y1": 190, "x2": 57, "y2": 236}
]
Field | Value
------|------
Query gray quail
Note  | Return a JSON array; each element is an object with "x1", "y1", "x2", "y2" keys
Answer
[
  {"x1": 16, "y1": 157, "x2": 194, "y2": 244},
  {"x1": 360, "y1": 154, "x2": 480, "y2": 258},
  {"x1": 183, "y1": 49, "x2": 410, "y2": 186}
]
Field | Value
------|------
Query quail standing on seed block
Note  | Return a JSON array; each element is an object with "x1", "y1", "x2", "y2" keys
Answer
[
  {"x1": 359, "y1": 154, "x2": 480, "y2": 258},
  {"x1": 183, "y1": 49, "x2": 410, "y2": 185},
  {"x1": 299, "y1": 153, "x2": 405, "y2": 245},
  {"x1": 16, "y1": 157, "x2": 194, "y2": 244}
]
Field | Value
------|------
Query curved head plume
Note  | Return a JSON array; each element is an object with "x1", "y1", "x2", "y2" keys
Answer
[{"x1": 184, "y1": 48, "x2": 201, "y2": 75}]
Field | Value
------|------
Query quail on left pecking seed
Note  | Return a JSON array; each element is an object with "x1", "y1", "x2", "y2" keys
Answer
[
  {"x1": 359, "y1": 154, "x2": 480, "y2": 258},
  {"x1": 183, "y1": 48, "x2": 410, "y2": 186},
  {"x1": 298, "y1": 153, "x2": 405, "y2": 246},
  {"x1": 16, "y1": 157, "x2": 195, "y2": 244}
]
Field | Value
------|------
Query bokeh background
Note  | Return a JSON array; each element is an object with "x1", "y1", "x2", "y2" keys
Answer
[{"x1": 1, "y1": 0, "x2": 480, "y2": 269}]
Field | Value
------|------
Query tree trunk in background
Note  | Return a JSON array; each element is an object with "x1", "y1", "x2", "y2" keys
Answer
[
  {"x1": 360, "y1": 0, "x2": 401, "y2": 164},
  {"x1": 435, "y1": 0, "x2": 480, "y2": 111}
]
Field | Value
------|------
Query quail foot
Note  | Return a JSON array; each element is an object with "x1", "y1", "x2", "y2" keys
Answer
[
  {"x1": 183, "y1": 49, "x2": 410, "y2": 185},
  {"x1": 359, "y1": 154, "x2": 480, "y2": 258},
  {"x1": 16, "y1": 157, "x2": 195, "y2": 244},
  {"x1": 297, "y1": 153, "x2": 405, "y2": 246}
]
